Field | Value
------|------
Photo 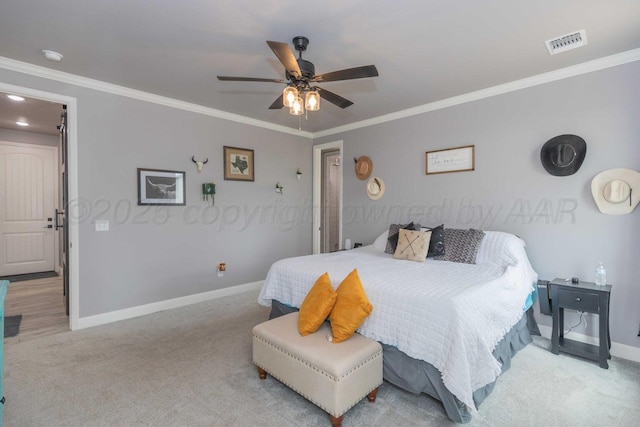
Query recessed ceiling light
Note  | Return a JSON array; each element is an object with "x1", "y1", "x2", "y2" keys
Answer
[
  {"x1": 42, "y1": 49, "x2": 63, "y2": 62},
  {"x1": 16, "y1": 121, "x2": 30, "y2": 127},
  {"x1": 7, "y1": 95, "x2": 25, "y2": 101}
]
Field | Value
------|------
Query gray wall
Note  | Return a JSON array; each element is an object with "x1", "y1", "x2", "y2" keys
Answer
[
  {"x1": 0, "y1": 68, "x2": 313, "y2": 318},
  {"x1": 2, "y1": 60, "x2": 639, "y2": 349},
  {"x1": 0, "y1": 128, "x2": 58, "y2": 146},
  {"x1": 315, "y1": 61, "x2": 640, "y2": 349}
]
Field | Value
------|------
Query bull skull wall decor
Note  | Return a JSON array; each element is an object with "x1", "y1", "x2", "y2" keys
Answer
[{"x1": 192, "y1": 156, "x2": 209, "y2": 172}]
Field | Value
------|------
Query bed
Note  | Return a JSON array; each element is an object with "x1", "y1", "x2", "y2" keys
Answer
[{"x1": 258, "y1": 229, "x2": 539, "y2": 423}]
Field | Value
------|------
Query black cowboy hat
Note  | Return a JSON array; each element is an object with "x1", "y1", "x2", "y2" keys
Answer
[{"x1": 540, "y1": 134, "x2": 587, "y2": 176}]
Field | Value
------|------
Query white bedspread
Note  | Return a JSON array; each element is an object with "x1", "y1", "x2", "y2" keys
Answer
[{"x1": 258, "y1": 231, "x2": 537, "y2": 412}]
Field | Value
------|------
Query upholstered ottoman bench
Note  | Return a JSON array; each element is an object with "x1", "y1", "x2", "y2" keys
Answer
[{"x1": 252, "y1": 312, "x2": 383, "y2": 427}]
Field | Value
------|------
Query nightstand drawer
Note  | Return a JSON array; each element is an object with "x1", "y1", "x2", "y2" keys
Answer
[{"x1": 557, "y1": 289, "x2": 599, "y2": 312}]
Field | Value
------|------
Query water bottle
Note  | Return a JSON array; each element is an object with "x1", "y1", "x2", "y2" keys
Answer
[{"x1": 595, "y1": 262, "x2": 606, "y2": 286}]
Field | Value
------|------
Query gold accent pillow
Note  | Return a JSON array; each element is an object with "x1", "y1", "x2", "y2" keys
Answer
[
  {"x1": 393, "y1": 229, "x2": 432, "y2": 262},
  {"x1": 298, "y1": 272, "x2": 337, "y2": 336},
  {"x1": 329, "y1": 269, "x2": 373, "y2": 343}
]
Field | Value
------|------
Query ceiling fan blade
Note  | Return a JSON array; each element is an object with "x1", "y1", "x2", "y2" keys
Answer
[
  {"x1": 269, "y1": 94, "x2": 284, "y2": 110},
  {"x1": 312, "y1": 65, "x2": 379, "y2": 82},
  {"x1": 217, "y1": 76, "x2": 285, "y2": 83},
  {"x1": 316, "y1": 87, "x2": 353, "y2": 109},
  {"x1": 266, "y1": 40, "x2": 302, "y2": 78}
]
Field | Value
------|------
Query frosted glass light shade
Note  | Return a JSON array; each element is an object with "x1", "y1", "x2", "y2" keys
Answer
[
  {"x1": 290, "y1": 96, "x2": 304, "y2": 115},
  {"x1": 283, "y1": 87, "x2": 298, "y2": 107},
  {"x1": 305, "y1": 91, "x2": 320, "y2": 111}
]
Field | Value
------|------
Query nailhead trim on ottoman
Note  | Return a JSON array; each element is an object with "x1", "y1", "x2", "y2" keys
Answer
[{"x1": 252, "y1": 312, "x2": 383, "y2": 426}]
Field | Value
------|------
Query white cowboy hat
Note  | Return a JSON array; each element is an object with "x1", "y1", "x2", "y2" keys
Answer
[
  {"x1": 366, "y1": 176, "x2": 385, "y2": 200},
  {"x1": 354, "y1": 156, "x2": 373, "y2": 180},
  {"x1": 590, "y1": 168, "x2": 640, "y2": 215}
]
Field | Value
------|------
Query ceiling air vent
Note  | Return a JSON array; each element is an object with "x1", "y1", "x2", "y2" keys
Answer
[{"x1": 545, "y1": 29, "x2": 587, "y2": 55}]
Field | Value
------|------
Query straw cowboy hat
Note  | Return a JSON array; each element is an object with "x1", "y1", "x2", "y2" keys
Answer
[
  {"x1": 366, "y1": 176, "x2": 385, "y2": 200},
  {"x1": 540, "y1": 134, "x2": 587, "y2": 176},
  {"x1": 354, "y1": 156, "x2": 373, "y2": 180},
  {"x1": 591, "y1": 168, "x2": 640, "y2": 215}
]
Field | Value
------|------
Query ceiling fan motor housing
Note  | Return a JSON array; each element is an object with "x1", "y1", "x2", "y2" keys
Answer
[
  {"x1": 285, "y1": 61, "x2": 315, "y2": 85},
  {"x1": 297, "y1": 59, "x2": 315, "y2": 80}
]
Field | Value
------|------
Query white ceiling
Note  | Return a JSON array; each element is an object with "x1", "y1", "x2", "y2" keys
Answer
[{"x1": 1, "y1": 1, "x2": 639, "y2": 135}]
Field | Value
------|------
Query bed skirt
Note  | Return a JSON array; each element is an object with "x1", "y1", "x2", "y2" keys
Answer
[{"x1": 269, "y1": 300, "x2": 540, "y2": 423}]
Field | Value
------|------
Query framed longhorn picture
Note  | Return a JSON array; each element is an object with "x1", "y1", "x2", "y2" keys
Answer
[
  {"x1": 137, "y1": 168, "x2": 186, "y2": 205},
  {"x1": 224, "y1": 146, "x2": 255, "y2": 181}
]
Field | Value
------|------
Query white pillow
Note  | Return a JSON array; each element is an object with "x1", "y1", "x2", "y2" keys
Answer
[
  {"x1": 475, "y1": 231, "x2": 523, "y2": 266},
  {"x1": 372, "y1": 229, "x2": 389, "y2": 252}
]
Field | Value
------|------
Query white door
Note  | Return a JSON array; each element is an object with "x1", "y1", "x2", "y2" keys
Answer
[{"x1": 0, "y1": 141, "x2": 58, "y2": 276}]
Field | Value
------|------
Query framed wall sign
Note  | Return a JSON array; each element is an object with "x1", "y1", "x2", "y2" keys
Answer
[
  {"x1": 137, "y1": 168, "x2": 186, "y2": 205},
  {"x1": 426, "y1": 145, "x2": 475, "y2": 175},
  {"x1": 224, "y1": 146, "x2": 255, "y2": 181}
]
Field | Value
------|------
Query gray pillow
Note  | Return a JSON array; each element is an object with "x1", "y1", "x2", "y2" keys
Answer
[
  {"x1": 433, "y1": 228, "x2": 485, "y2": 264},
  {"x1": 385, "y1": 222, "x2": 421, "y2": 254},
  {"x1": 421, "y1": 224, "x2": 445, "y2": 257}
]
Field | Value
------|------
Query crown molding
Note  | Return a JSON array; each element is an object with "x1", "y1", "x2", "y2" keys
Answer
[
  {"x1": 0, "y1": 56, "x2": 313, "y2": 139},
  {"x1": 313, "y1": 48, "x2": 640, "y2": 138},
  {"x1": 2, "y1": 48, "x2": 639, "y2": 141}
]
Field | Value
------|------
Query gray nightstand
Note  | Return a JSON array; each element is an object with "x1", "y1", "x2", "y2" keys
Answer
[{"x1": 549, "y1": 278, "x2": 612, "y2": 369}]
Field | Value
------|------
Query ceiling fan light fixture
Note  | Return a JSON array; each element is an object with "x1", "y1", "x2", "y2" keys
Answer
[
  {"x1": 218, "y1": 36, "x2": 379, "y2": 117},
  {"x1": 305, "y1": 90, "x2": 320, "y2": 111},
  {"x1": 283, "y1": 86, "x2": 298, "y2": 107},
  {"x1": 290, "y1": 96, "x2": 304, "y2": 115}
]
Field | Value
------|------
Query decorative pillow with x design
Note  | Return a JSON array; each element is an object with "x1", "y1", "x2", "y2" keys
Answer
[{"x1": 393, "y1": 228, "x2": 432, "y2": 262}]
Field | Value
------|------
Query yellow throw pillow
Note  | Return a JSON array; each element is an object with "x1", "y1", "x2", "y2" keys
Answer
[
  {"x1": 393, "y1": 228, "x2": 432, "y2": 262},
  {"x1": 329, "y1": 269, "x2": 373, "y2": 343},
  {"x1": 298, "y1": 272, "x2": 337, "y2": 336}
]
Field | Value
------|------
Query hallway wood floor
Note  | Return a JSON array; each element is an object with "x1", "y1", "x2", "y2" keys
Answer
[{"x1": 4, "y1": 275, "x2": 69, "y2": 344}]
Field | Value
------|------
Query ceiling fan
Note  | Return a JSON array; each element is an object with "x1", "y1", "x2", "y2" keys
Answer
[{"x1": 217, "y1": 36, "x2": 379, "y2": 115}]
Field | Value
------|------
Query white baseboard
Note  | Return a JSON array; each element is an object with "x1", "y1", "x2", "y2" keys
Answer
[
  {"x1": 538, "y1": 325, "x2": 640, "y2": 364},
  {"x1": 75, "y1": 281, "x2": 264, "y2": 330}
]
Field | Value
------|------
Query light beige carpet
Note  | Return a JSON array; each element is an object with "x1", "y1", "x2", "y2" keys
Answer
[{"x1": 4, "y1": 289, "x2": 640, "y2": 426}]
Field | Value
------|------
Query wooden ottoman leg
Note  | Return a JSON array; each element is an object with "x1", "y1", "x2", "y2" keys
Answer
[
  {"x1": 330, "y1": 414, "x2": 343, "y2": 427},
  {"x1": 367, "y1": 387, "x2": 379, "y2": 402},
  {"x1": 257, "y1": 366, "x2": 267, "y2": 380}
]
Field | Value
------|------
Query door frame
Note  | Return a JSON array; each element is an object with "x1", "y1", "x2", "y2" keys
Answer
[
  {"x1": 0, "y1": 81, "x2": 80, "y2": 331},
  {"x1": 312, "y1": 140, "x2": 343, "y2": 254}
]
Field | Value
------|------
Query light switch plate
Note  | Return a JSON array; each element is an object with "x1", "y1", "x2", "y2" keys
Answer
[{"x1": 95, "y1": 220, "x2": 109, "y2": 231}]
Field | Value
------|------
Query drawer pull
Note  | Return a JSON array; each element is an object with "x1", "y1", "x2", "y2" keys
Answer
[{"x1": 575, "y1": 297, "x2": 581, "y2": 302}]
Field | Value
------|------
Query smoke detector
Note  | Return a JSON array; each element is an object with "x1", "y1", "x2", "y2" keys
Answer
[
  {"x1": 545, "y1": 30, "x2": 587, "y2": 55},
  {"x1": 42, "y1": 49, "x2": 63, "y2": 62}
]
